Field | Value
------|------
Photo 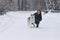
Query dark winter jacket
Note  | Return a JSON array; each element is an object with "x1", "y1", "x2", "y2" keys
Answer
[{"x1": 34, "y1": 12, "x2": 42, "y2": 24}]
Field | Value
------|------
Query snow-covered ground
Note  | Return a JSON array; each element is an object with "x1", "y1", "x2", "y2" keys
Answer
[{"x1": 0, "y1": 11, "x2": 60, "y2": 40}]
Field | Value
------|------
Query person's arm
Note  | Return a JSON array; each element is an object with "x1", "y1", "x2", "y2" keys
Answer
[
  {"x1": 34, "y1": 13, "x2": 36, "y2": 16},
  {"x1": 39, "y1": 13, "x2": 42, "y2": 21},
  {"x1": 34, "y1": 12, "x2": 37, "y2": 15}
]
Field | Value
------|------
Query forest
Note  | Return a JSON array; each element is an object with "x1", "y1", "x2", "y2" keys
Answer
[{"x1": 0, "y1": 0, "x2": 60, "y2": 11}]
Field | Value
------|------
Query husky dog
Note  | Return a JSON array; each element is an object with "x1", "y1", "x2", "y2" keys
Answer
[{"x1": 27, "y1": 14, "x2": 35, "y2": 28}]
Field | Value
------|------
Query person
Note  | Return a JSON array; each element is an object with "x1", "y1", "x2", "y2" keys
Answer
[{"x1": 34, "y1": 9, "x2": 42, "y2": 28}]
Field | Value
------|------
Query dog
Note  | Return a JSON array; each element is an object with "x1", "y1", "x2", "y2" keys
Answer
[{"x1": 27, "y1": 14, "x2": 35, "y2": 28}]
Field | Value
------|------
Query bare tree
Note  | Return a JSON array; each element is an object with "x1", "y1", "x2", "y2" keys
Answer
[
  {"x1": 0, "y1": 0, "x2": 9, "y2": 15},
  {"x1": 18, "y1": 0, "x2": 20, "y2": 10}
]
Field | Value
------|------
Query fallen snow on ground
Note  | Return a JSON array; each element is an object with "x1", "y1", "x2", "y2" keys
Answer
[{"x1": 0, "y1": 11, "x2": 60, "y2": 40}]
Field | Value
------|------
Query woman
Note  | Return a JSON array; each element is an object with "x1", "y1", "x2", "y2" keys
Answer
[{"x1": 34, "y1": 10, "x2": 42, "y2": 28}]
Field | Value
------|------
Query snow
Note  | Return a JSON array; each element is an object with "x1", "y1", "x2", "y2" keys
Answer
[{"x1": 0, "y1": 11, "x2": 60, "y2": 40}]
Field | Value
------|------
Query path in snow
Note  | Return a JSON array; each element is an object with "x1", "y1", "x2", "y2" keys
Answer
[{"x1": 0, "y1": 11, "x2": 60, "y2": 40}]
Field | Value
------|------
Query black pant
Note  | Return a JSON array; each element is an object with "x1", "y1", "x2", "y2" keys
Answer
[
  {"x1": 35, "y1": 20, "x2": 40, "y2": 28},
  {"x1": 36, "y1": 24, "x2": 39, "y2": 27}
]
